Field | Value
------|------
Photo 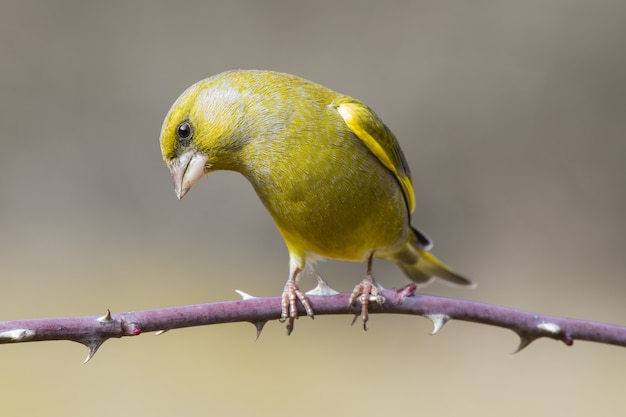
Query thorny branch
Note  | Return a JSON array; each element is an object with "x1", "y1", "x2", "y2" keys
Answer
[{"x1": 1, "y1": 283, "x2": 624, "y2": 362}]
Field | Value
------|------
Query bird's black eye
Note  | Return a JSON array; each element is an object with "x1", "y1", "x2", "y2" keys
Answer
[{"x1": 176, "y1": 121, "x2": 192, "y2": 142}]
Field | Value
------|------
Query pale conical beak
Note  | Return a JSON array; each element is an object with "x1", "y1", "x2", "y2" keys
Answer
[{"x1": 167, "y1": 150, "x2": 208, "y2": 199}]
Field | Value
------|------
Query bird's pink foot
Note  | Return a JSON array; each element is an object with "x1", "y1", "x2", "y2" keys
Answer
[
  {"x1": 279, "y1": 269, "x2": 314, "y2": 335},
  {"x1": 349, "y1": 256, "x2": 385, "y2": 330}
]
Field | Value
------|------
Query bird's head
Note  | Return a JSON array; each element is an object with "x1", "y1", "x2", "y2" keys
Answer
[{"x1": 159, "y1": 75, "x2": 246, "y2": 199}]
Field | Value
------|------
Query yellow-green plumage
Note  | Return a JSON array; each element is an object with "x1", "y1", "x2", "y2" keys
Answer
[{"x1": 160, "y1": 70, "x2": 473, "y2": 326}]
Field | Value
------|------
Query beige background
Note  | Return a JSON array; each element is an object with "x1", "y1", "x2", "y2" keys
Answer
[{"x1": 1, "y1": 1, "x2": 625, "y2": 416}]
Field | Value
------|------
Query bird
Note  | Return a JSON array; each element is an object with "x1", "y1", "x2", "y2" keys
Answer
[{"x1": 159, "y1": 69, "x2": 474, "y2": 334}]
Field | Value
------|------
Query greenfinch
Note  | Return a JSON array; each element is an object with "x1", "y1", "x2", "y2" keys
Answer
[{"x1": 159, "y1": 70, "x2": 473, "y2": 333}]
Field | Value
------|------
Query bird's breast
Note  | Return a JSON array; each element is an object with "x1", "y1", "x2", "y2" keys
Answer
[{"x1": 242, "y1": 134, "x2": 410, "y2": 261}]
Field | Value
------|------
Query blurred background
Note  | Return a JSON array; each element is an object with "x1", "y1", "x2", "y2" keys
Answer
[{"x1": 1, "y1": 1, "x2": 625, "y2": 415}]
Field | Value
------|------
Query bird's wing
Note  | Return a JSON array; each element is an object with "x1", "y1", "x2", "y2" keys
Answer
[{"x1": 335, "y1": 97, "x2": 415, "y2": 213}]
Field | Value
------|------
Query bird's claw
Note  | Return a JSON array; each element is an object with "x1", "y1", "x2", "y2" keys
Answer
[
  {"x1": 349, "y1": 275, "x2": 385, "y2": 330},
  {"x1": 280, "y1": 279, "x2": 314, "y2": 335}
]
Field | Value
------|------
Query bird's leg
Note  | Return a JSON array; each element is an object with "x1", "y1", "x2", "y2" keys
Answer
[
  {"x1": 349, "y1": 255, "x2": 386, "y2": 330},
  {"x1": 279, "y1": 267, "x2": 314, "y2": 335}
]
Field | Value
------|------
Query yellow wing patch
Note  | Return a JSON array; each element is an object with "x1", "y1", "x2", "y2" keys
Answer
[{"x1": 336, "y1": 98, "x2": 415, "y2": 213}]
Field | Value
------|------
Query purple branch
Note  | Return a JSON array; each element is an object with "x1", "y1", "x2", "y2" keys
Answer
[{"x1": 1, "y1": 284, "x2": 624, "y2": 362}]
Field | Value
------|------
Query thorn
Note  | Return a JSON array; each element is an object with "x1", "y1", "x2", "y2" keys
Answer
[
  {"x1": 251, "y1": 321, "x2": 267, "y2": 340},
  {"x1": 97, "y1": 309, "x2": 114, "y2": 323},
  {"x1": 426, "y1": 314, "x2": 450, "y2": 335},
  {"x1": 513, "y1": 333, "x2": 537, "y2": 354},
  {"x1": 305, "y1": 275, "x2": 340, "y2": 296},
  {"x1": 82, "y1": 339, "x2": 105, "y2": 364},
  {"x1": 235, "y1": 289, "x2": 257, "y2": 300},
  {"x1": 154, "y1": 330, "x2": 169, "y2": 336}
]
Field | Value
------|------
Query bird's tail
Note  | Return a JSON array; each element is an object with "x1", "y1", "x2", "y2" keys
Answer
[{"x1": 393, "y1": 227, "x2": 475, "y2": 288}]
